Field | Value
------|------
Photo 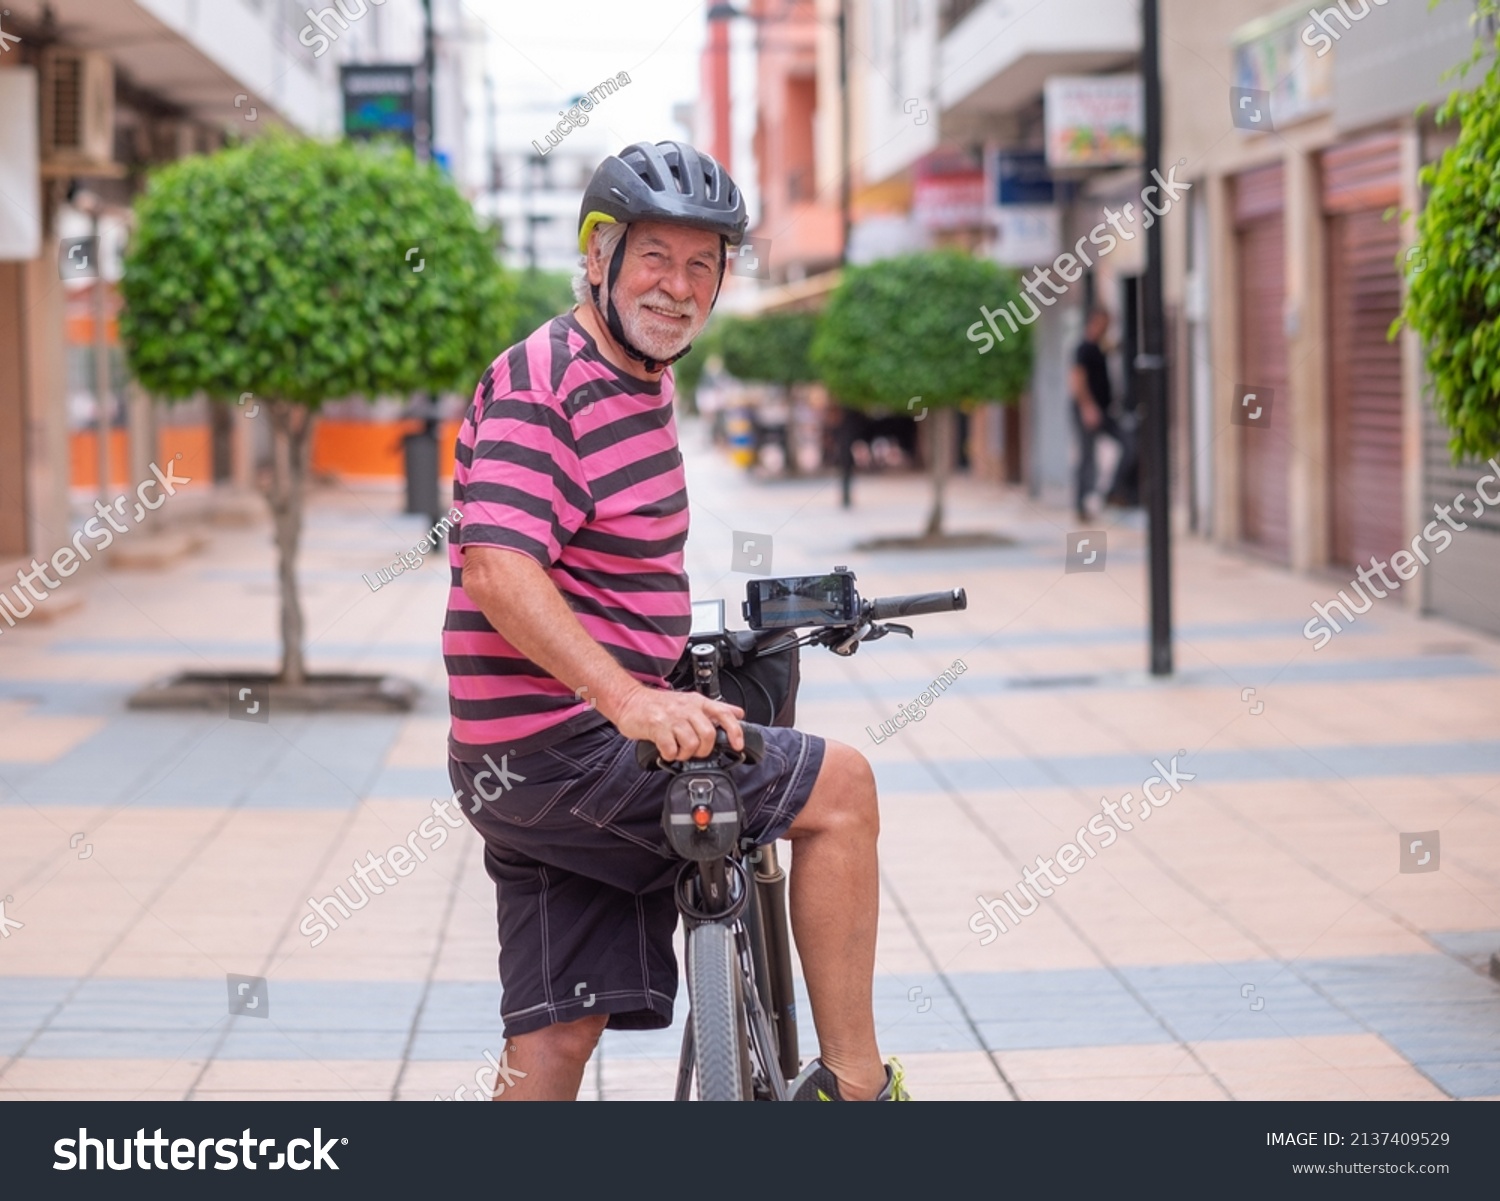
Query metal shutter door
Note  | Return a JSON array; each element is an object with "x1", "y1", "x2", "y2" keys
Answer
[
  {"x1": 1235, "y1": 163, "x2": 1290, "y2": 562},
  {"x1": 1323, "y1": 134, "x2": 1404, "y2": 570}
]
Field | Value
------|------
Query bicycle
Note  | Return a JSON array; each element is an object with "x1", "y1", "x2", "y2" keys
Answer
[{"x1": 634, "y1": 568, "x2": 966, "y2": 1100}]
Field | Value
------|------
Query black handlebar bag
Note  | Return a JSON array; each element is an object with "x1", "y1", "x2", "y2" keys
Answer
[{"x1": 669, "y1": 631, "x2": 801, "y2": 728}]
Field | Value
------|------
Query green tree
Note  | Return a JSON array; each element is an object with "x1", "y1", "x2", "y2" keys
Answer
[
  {"x1": 718, "y1": 310, "x2": 818, "y2": 388},
  {"x1": 121, "y1": 135, "x2": 514, "y2": 684},
  {"x1": 506, "y1": 269, "x2": 576, "y2": 347},
  {"x1": 1397, "y1": 14, "x2": 1500, "y2": 460},
  {"x1": 811, "y1": 251, "x2": 1032, "y2": 536}
]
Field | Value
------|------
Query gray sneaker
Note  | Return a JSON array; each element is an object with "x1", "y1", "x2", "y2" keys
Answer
[{"x1": 789, "y1": 1057, "x2": 910, "y2": 1101}]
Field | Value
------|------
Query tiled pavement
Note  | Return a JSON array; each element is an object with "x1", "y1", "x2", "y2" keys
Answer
[{"x1": 1, "y1": 420, "x2": 1498, "y2": 1101}]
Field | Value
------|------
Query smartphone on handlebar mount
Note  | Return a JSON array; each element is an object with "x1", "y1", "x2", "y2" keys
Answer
[{"x1": 742, "y1": 569, "x2": 859, "y2": 631}]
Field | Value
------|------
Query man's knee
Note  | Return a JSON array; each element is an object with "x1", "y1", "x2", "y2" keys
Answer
[
  {"x1": 791, "y1": 740, "x2": 878, "y2": 839},
  {"x1": 518, "y1": 1013, "x2": 607, "y2": 1065}
]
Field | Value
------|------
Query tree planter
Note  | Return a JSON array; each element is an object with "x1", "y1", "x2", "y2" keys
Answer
[
  {"x1": 127, "y1": 671, "x2": 419, "y2": 713},
  {"x1": 855, "y1": 531, "x2": 1016, "y2": 552}
]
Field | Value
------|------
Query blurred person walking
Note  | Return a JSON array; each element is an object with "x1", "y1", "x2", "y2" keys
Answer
[{"x1": 1069, "y1": 306, "x2": 1127, "y2": 521}]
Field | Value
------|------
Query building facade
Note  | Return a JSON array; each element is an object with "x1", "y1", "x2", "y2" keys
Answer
[
  {"x1": 1158, "y1": 0, "x2": 1496, "y2": 634},
  {"x1": 0, "y1": 0, "x2": 483, "y2": 568}
]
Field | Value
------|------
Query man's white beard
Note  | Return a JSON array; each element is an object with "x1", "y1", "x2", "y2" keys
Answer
[{"x1": 616, "y1": 287, "x2": 707, "y2": 362}]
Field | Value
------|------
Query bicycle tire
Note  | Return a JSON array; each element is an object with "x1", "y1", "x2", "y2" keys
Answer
[{"x1": 687, "y1": 922, "x2": 749, "y2": 1101}]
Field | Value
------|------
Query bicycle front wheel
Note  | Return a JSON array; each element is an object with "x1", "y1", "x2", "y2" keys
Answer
[{"x1": 687, "y1": 921, "x2": 750, "y2": 1101}]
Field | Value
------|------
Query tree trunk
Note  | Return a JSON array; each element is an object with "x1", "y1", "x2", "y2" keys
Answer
[
  {"x1": 781, "y1": 383, "x2": 798, "y2": 476},
  {"x1": 923, "y1": 406, "x2": 955, "y2": 539},
  {"x1": 265, "y1": 400, "x2": 313, "y2": 686},
  {"x1": 837, "y1": 406, "x2": 855, "y2": 509}
]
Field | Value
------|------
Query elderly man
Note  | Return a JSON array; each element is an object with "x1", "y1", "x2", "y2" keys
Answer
[{"x1": 444, "y1": 141, "x2": 906, "y2": 1101}]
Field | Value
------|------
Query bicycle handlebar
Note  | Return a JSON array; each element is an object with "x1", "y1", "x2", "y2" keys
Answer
[
  {"x1": 865, "y1": 588, "x2": 967, "y2": 622},
  {"x1": 635, "y1": 726, "x2": 766, "y2": 771}
]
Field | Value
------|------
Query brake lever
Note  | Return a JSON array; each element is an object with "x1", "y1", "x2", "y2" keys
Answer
[
  {"x1": 864, "y1": 622, "x2": 913, "y2": 642},
  {"x1": 832, "y1": 621, "x2": 870, "y2": 655}
]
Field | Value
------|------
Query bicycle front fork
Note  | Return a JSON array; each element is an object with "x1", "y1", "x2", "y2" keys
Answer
[{"x1": 746, "y1": 842, "x2": 799, "y2": 1080}]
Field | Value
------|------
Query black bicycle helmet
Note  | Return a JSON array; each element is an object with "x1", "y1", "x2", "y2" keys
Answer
[
  {"x1": 578, "y1": 141, "x2": 748, "y2": 373},
  {"x1": 578, "y1": 140, "x2": 748, "y2": 253}
]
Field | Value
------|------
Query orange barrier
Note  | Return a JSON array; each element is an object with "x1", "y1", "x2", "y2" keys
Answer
[
  {"x1": 70, "y1": 428, "x2": 211, "y2": 490},
  {"x1": 69, "y1": 430, "x2": 130, "y2": 489},
  {"x1": 312, "y1": 418, "x2": 460, "y2": 479},
  {"x1": 69, "y1": 418, "x2": 458, "y2": 488},
  {"x1": 162, "y1": 426, "x2": 212, "y2": 486}
]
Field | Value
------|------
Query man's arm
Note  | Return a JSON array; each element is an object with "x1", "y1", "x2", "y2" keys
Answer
[{"x1": 461, "y1": 546, "x2": 743, "y2": 760}]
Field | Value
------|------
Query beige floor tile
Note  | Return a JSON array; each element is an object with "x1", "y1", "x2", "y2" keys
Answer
[
  {"x1": 998, "y1": 1043, "x2": 1204, "y2": 1082},
  {"x1": 0, "y1": 1088, "x2": 191, "y2": 1101},
  {"x1": 895, "y1": 1050, "x2": 1006, "y2": 1086},
  {"x1": 0, "y1": 706, "x2": 105, "y2": 762},
  {"x1": 1222, "y1": 1065, "x2": 1449, "y2": 1102},
  {"x1": 194, "y1": 1090, "x2": 386, "y2": 1101},
  {"x1": 1190, "y1": 1034, "x2": 1410, "y2": 1074},
  {"x1": 1016, "y1": 1074, "x2": 1226, "y2": 1101},
  {"x1": 193, "y1": 1059, "x2": 399, "y2": 1093},
  {"x1": 0, "y1": 1058, "x2": 203, "y2": 1094}
]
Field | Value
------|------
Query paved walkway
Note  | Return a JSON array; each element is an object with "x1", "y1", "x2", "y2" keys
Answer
[{"x1": 1, "y1": 420, "x2": 1497, "y2": 1100}]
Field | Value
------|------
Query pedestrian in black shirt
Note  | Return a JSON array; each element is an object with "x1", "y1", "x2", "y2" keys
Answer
[{"x1": 1069, "y1": 307, "x2": 1124, "y2": 521}]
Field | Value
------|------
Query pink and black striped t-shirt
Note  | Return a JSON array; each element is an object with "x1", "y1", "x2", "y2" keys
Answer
[{"x1": 445, "y1": 311, "x2": 691, "y2": 762}]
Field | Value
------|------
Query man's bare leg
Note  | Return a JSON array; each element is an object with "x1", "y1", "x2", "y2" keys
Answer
[
  {"x1": 784, "y1": 739, "x2": 886, "y2": 1100},
  {"x1": 492, "y1": 1015, "x2": 608, "y2": 1100}
]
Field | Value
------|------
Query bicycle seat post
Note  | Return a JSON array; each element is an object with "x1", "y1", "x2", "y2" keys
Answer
[{"x1": 691, "y1": 642, "x2": 721, "y2": 701}]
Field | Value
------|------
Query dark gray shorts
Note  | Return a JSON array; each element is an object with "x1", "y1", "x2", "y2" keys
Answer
[{"x1": 449, "y1": 722, "x2": 826, "y2": 1037}]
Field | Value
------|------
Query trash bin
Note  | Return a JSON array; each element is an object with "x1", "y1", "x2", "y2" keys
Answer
[
  {"x1": 402, "y1": 427, "x2": 440, "y2": 520},
  {"x1": 726, "y1": 408, "x2": 757, "y2": 469}
]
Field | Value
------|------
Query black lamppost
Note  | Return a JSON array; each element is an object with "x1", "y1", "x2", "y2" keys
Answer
[
  {"x1": 399, "y1": 0, "x2": 438, "y2": 524},
  {"x1": 1138, "y1": 0, "x2": 1174, "y2": 675},
  {"x1": 404, "y1": 0, "x2": 442, "y2": 526}
]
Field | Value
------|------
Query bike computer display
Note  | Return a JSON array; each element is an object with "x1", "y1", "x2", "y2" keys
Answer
[
  {"x1": 690, "y1": 598, "x2": 726, "y2": 637},
  {"x1": 742, "y1": 571, "x2": 859, "y2": 630}
]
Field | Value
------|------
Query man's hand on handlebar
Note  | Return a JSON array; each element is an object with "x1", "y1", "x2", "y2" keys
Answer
[{"x1": 609, "y1": 686, "x2": 745, "y2": 761}]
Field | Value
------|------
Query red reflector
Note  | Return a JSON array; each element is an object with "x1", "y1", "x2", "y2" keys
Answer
[{"x1": 691, "y1": 805, "x2": 712, "y2": 829}]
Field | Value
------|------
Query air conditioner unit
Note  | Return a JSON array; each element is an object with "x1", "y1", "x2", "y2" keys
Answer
[
  {"x1": 149, "y1": 119, "x2": 198, "y2": 163},
  {"x1": 39, "y1": 48, "x2": 115, "y2": 169}
]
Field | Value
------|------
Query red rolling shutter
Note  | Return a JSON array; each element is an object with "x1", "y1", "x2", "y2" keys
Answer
[
  {"x1": 1323, "y1": 133, "x2": 1404, "y2": 571},
  {"x1": 1234, "y1": 162, "x2": 1290, "y2": 562}
]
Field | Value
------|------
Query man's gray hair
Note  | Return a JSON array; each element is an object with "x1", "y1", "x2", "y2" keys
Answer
[{"x1": 571, "y1": 221, "x2": 629, "y2": 309}]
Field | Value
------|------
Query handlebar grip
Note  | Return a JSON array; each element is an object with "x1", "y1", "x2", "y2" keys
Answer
[
  {"x1": 635, "y1": 726, "x2": 766, "y2": 770},
  {"x1": 867, "y1": 588, "x2": 967, "y2": 621}
]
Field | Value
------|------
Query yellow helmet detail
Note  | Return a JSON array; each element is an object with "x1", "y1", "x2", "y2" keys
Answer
[{"x1": 578, "y1": 211, "x2": 619, "y2": 254}]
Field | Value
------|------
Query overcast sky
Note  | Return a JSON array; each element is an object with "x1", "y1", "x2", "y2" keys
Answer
[{"x1": 466, "y1": 0, "x2": 712, "y2": 152}]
